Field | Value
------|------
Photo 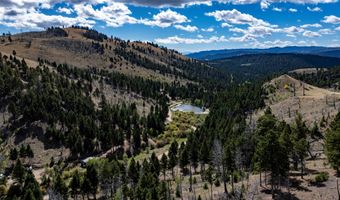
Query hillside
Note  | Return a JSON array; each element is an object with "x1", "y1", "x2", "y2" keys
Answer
[
  {"x1": 0, "y1": 27, "x2": 227, "y2": 85},
  {"x1": 188, "y1": 46, "x2": 340, "y2": 60},
  {"x1": 289, "y1": 66, "x2": 340, "y2": 90},
  {"x1": 209, "y1": 53, "x2": 340, "y2": 79},
  {"x1": 253, "y1": 74, "x2": 340, "y2": 126}
]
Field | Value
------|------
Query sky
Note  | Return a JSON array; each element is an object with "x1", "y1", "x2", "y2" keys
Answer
[{"x1": 0, "y1": 0, "x2": 340, "y2": 53}]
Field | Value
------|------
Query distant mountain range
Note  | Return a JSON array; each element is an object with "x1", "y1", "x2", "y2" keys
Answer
[
  {"x1": 208, "y1": 53, "x2": 340, "y2": 80},
  {"x1": 187, "y1": 46, "x2": 340, "y2": 60}
]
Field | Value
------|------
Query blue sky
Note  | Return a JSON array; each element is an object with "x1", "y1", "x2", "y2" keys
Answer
[{"x1": 0, "y1": 0, "x2": 340, "y2": 53}]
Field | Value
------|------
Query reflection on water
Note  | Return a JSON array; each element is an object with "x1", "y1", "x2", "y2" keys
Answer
[{"x1": 171, "y1": 104, "x2": 205, "y2": 114}]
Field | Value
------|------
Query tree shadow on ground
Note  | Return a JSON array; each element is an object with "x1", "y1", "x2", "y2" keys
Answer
[
  {"x1": 289, "y1": 178, "x2": 311, "y2": 192},
  {"x1": 274, "y1": 191, "x2": 300, "y2": 200},
  {"x1": 14, "y1": 122, "x2": 63, "y2": 150}
]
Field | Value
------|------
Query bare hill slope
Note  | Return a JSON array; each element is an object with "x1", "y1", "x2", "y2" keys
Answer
[
  {"x1": 0, "y1": 27, "x2": 210, "y2": 83},
  {"x1": 253, "y1": 74, "x2": 340, "y2": 126}
]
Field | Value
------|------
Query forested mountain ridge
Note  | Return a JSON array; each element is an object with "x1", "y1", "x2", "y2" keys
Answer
[
  {"x1": 0, "y1": 27, "x2": 228, "y2": 85},
  {"x1": 188, "y1": 46, "x2": 340, "y2": 60},
  {"x1": 209, "y1": 53, "x2": 340, "y2": 80}
]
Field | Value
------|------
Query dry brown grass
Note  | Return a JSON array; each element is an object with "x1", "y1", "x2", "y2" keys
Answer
[
  {"x1": 0, "y1": 28, "x2": 193, "y2": 84},
  {"x1": 253, "y1": 74, "x2": 340, "y2": 126}
]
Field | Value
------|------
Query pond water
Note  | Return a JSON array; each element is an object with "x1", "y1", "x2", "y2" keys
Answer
[{"x1": 171, "y1": 104, "x2": 205, "y2": 114}]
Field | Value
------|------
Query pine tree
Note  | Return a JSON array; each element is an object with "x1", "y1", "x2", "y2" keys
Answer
[
  {"x1": 86, "y1": 164, "x2": 99, "y2": 200},
  {"x1": 9, "y1": 148, "x2": 18, "y2": 161},
  {"x1": 70, "y1": 170, "x2": 81, "y2": 200},
  {"x1": 13, "y1": 159, "x2": 25, "y2": 183},
  {"x1": 128, "y1": 158, "x2": 139, "y2": 185},
  {"x1": 160, "y1": 154, "x2": 168, "y2": 180},
  {"x1": 325, "y1": 113, "x2": 340, "y2": 174},
  {"x1": 168, "y1": 141, "x2": 178, "y2": 179},
  {"x1": 204, "y1": 165, "x2": 215, "y2": 200}
]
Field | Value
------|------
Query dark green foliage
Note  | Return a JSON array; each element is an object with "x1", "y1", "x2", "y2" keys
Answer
[
  {"x1": 83, "y1": 29, "x2": 108, "y2": 42},
  {"x1": 46, "y1": 27, "x2": 68, "y2": 37},
  {"x1": 211, "y1": 53, "x2": 340, "y2": 80},
  {"x1": 12, "y1": 159, "x2": 25, "y2": 183},
  {"x1": 9, "y1": 148, "x2": 18, "y2": 161},
  {"x1": 314, "y1": 172, "x2": 329, "y2": 183},
  {"x1": 290, "y1": 66, "x2": 340, "y2": 90},
  {"x1": 326, "y1": 113, "x2": 340, "y2": 174},
  {"x1": 86, "y1": 164, "x2": 99, "y2": 199}
]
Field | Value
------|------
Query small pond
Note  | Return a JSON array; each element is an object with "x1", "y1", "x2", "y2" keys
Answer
[{"x1": 171, "y1": 104, "x2": 206, "y2": 114}]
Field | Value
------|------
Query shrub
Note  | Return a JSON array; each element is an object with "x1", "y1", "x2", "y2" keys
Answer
[
  {"x1": 314, "y1": 172, "x2": 329, "y2": 183},
  {"x1": 203, "y1": 183, "x2": 208, "y2": 190},
  {"x1": 214, "y1": 179, "x2": 221, "y2": 187}
]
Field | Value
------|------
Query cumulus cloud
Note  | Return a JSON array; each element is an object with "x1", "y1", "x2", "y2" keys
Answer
[
  {"x1": 57, "y1": 7, "x2": 74, "y2": 15},
  {"x1": 300, "y1": 23, "x2": 322, "y2": 28},
  {"x1": 255, "y1": 39, "x2": 293, "y2": 48},
  {"x1": 272, "y1": 7, "x2": 282, "y2": 12},
  {"x1": 1, "y1": 11, "x2": 95, "y2": 30},
  {"x1": 155, "y1": 35, "x2": 228, "y2": 44},
  {"x1": 221, "y1": 23, "x2": 233, "y2": 27},
  {"x1": 336, "y1": 26, "x2": 340, "y2": 31},
  {"x1": 74, "y1": 3, "x2": 138, "y2": 27},
  {"x1": 322, "y1": 15, "x2": 340, "y2": 24},
  {"x1": 303, "y1": 30, "x2": 321, "y2": 37},
  {"x1": 288, "y1": 8, "x2": 298, "y2": 12},
  {"x1": 112, "y1": 0, "x2": 338, "y2": 8},
  {"x1": 206, "y1": 9, "x2": 272, "y2": 27},
  {"x1": 307, "y1": 6, "x2": 322, "y2": 12},
  {"x1": 141, "y1": 9, "x2": 189, "y2": 27},
  {"x1": 229, "y1": 34, "x2": 257, "y2": 42},
  {"x1": 174, "y1": 24, "x2": 198, "y2": 32},
  {"x1": 318, "y1": 28, "x2": 334, "y2": 35},
  {"x1": 201, "y1": 27, "x2": 215, "y2": 32}
]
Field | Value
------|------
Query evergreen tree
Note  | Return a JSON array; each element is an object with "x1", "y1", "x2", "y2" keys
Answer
[
  {"x1": 325, "y1": 113, "x2": 340, "y2": 174},
  {"x1": 12, "y1": 159, "x2": 25, "y2": 183},
  {"x1": 70, "y1": 170, "x2": 81, "y2": 200},
  {"x1": 168, "y1": 141, "x2": 178, "y2": 179},
  {"x1": 9, "y1": 148, "x2": 18, "y2": 161},
  {"x1": 160, "y1": 154, "x2": 168, "y2": 180},
  {"x1": 86, "y1": 164, "x2": 99, "y2": 200}
]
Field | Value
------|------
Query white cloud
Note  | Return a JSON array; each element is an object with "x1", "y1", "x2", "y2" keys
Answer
[
  {"x1": 336, "y1": 26, "x2": 340, "y2": 31},
  {"x1": 57, "y1": 7, "x2": 74, "y2": 15},
  {"x1": 74, "y1": 3, "x2": 137, "y2": 27},
  {"x1": 201, "y1": 27, "x2": 215, "y2": 32},
  {"x1": 155, "y1": 35, "x2": 228, "y2": 44},
  {"x1": 281, "y1": 26, "x2": 305, "y2": 34},
  {"x1": 303, "y1": 30, "x2": 321, "y2": 37},
  {"x1": 318, "y1": 28, "x2": 334, "y2": 35},
  {"x1": 174, "y1": 24, "x2": 198, "y2": 32},
  {"x1": 229, "y1": 34, "x2": 257, "y2": 42},
  {"x1": 113, "y1": 0, "x2": 338, "y2": 8},
  {"x1": 322, "y1": 15, "x2": 340, "y2": 24},
  {"x1": 307, "y1": 6, "x2": 322, "y2": 12},
  {"x1": 262, "y1": 40, "x2": 293, "y2": 47},
  {"x1": 300, "y1": 23, "x2": 322, "y2": 28},
  {"x1": 260, "y1": 1, "x2": 270, "y2": 9},
  {"x1": 141, "y1": 9, "x2": 189, "y2": 27},
  {"x1": 206, "y1": 9, "x2": 272, "y2": 27},
  {"x1": 1, "y1": 11, "x2": 95, "y2": 30},
  {"x1": 272, "y1": 7, "x2": 282, "y2": 12},
  {"x1": 288, "y1": 8, "x2": 298, "y2": 12},
  {"x1": 221, "y1": 23, "x2": 233, "y2": 27}
]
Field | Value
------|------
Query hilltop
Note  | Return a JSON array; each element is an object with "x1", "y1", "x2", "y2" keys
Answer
[
  {"x1": 0, "y1": 27, "x2": 225, "y2": 84},
  {"x1": 252, "y1": 74, "x2": 340, "y2": 126}
]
